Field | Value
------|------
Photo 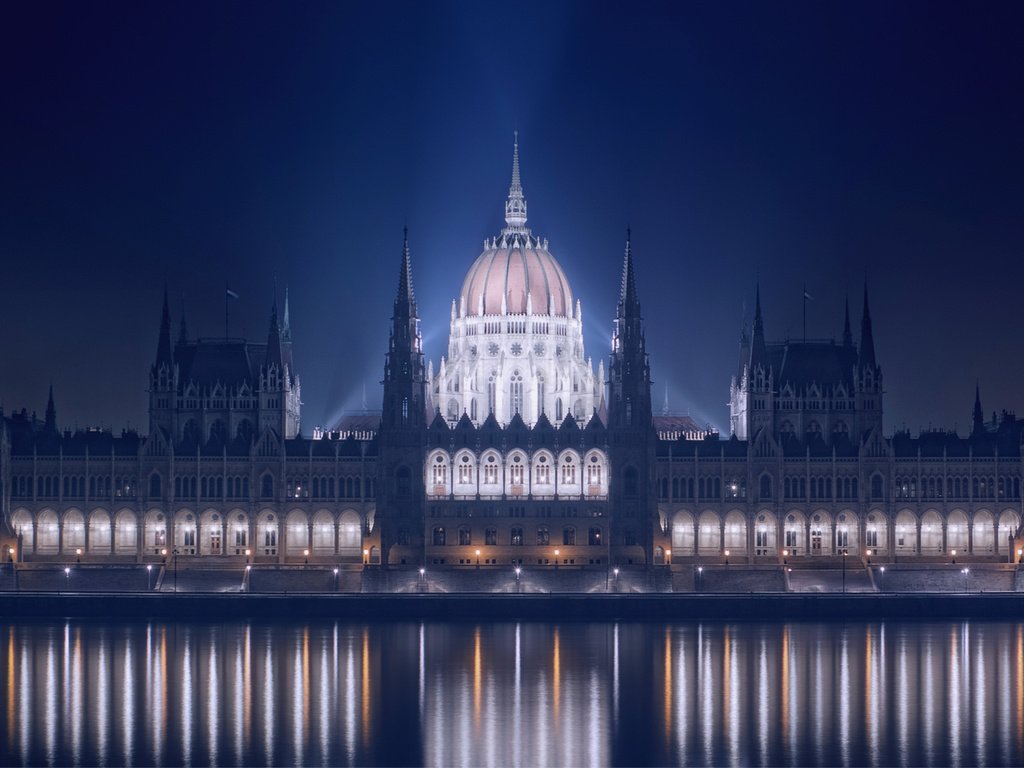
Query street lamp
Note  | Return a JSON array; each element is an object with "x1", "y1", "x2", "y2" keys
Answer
[
  {"x1": 245, "y1": 548, "x2": 251, "y2": 565},
  {"x1": 554, "y1": 549, "x2": 560, "y2": 570},
  {"x1": 1017, "y1": 548, "x2": 1023, "y2": 565},
  {"x1": 866, "y1": 549, "x2": 872, "y2": 565},
  {"x1": 782, "y1": 548, "x2": 788, "y2": 565},
  {"x1": 475, "y1": 549, "x2": 481, "y2": 569},
  {"x1": 334, "y1": 567, "x2": 339, "y2": 591},
  {"x1": 961, "y1": 567, "x2": 970, "y2": 592},
  {"x1": 172, "y1": 548, "x2": 179, "y2": 592},
  {"x1": 363, "y1": 548, "x2": 369, "y2": 565},
  {"x1": 76, "y1": 547, "x2": 82, "y2": 564},
  {"x1": 146, "y1": 563, "x2": 152, "y2": 591},
  {"x1": 951, "y1": 548, "x2": 957, "y2": 565},
  {"x1": 696, "y1": 565, "x2": 703, "y2": 591},
  {"x1": 842, "y1": 550, "x2": 848, "y2": 593},
  {"x1": 515, "y1": 566, "x2": 521, "y2": 592},
  {"x1": 724, "y1": 549, "x2": 730, "y2": 566},
  {"x1": 665, "y1": 548, "x2": 671, "y2": 566},
  {"x1": 304, "y1": 548, "x2": 309, "y2": 565}
]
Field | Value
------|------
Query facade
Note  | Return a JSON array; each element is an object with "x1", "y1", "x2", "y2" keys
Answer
[{"x1": 1, "y1": 140, "x2": 1022, "y2": 570}]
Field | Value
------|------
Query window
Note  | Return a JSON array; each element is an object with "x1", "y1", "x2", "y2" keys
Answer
[
  {"x1": 535, "y1": 456, "x2": 551, "y2": 485},
  {"x1": 149, "y1": 474, "x2": 162, "y2": 499},
  {"x1": 432, "y1": 527, "x2": 446, "y2": 546},
  {"x1": 485, "y1": 527, "x2": 497, "y2": 546},
  {"x1": 484, "y1": 456, "x2": 499, "y2": 484},
  {"x1": 759, "y1": 475, "x2": 772, "y2": 500},
  {"x1": 624, "y1": 529, "x2": 637, "y2": 546},
  {"x1": 459, "y1": 526, "x2": 471, "y2": 546},
  {"x1": 785, "y1": 529, "x2": 797, "y2": 548},
  {"x1": 588, "y1": 526, "x2": 602, "y2": 546},
  {"x1": 587, "y1": 456, "x2": 603, "y2": 487},
  {"x1": 865, "y1": 529, "x2": 878, "y2": 548},
  {"x1": 511, "y1": 527, "x2": 523, "y2": 546},
  {"x1": 561, "y1": 456, "x2": 577, "y2": 485},
  {"x1": 432, "y1": 456, "x2": 447, "y2": 487},
  {"x1": 537, "y1": 526, "x2": 550, "y2": 545},
  {"x1": 397, "y1": 529, "x2": 410, "y2": 546},
  {"x1": 510, "y1": 456, "x2": 524, "y2": 485},
  {"x1": 261, "y1": 474, "x2": 274, "y2": 499},
  {"x1": 755, "y1": 529, "x2": 769, "y2": 549},
  {"x1": 510, "y1": 372, "x2": 523, "y2": 415},
  {"x1": 563, "y1": 527, "x2": 576, "y2": 546},
  {"x1": 871, "y1": 475, "x2": 883, "y2": 500},
  {"x1": 458, "y1": 456, "x2": 474, "y2": 484}
]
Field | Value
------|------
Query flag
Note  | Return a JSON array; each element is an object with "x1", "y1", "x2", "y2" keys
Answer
[
  {"x1": 803, "y1": 290, "x2": 814, "y2": 301},
  {"x1": 226, "y1": 288, "x2": 240, "y2": 300}
]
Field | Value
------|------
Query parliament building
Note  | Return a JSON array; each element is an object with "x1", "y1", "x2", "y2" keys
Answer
[{"x1": 2, "y1": 141, "x2": 1022, "y2": 573}]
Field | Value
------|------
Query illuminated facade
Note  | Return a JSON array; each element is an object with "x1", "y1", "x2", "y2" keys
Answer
[{"x1": 1, "y1": 140, "x2": 1022, "y2": 572}]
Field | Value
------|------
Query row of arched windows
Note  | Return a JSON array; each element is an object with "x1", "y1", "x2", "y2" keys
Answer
[{"x1": 430, "y1": 525, "x2": 603, "y2": 547}]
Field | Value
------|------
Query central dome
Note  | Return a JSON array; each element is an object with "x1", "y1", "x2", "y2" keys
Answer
[{"x1": 460, "y1": 238, "x2": 573, "y2": 317}]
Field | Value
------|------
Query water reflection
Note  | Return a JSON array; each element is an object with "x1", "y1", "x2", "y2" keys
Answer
[{"x1": 1, "y1": 620, "x2": 1024, "y2": 766}]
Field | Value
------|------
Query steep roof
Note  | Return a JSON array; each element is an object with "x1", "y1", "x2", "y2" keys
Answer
[{"x1": 770, "y1": 340, "x2": 857, "y2": 393}]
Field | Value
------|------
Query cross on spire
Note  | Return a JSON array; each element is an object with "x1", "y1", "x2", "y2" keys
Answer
[{"x1": 503, "y1": 132, "x2": 528, "y2": 233}]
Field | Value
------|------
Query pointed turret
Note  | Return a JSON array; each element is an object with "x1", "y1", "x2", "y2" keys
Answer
[
  {"x1": 618, "y1": 228, "x2": 641, "y2": 319},
  {"x1": 282, "y1": 287, "x2": 292, "y2": 343},
  {"x1": 749, "y1": 284, "x2": 769, "y2": 372},
  {"x1": 503, "y1": 132, "x2": 528, "y2": 234},
  {"x1": 858, "y1": 283, "x2": 877, "y2": 369},
  {"x1": 265, "y1": 301, "x2": 283, "y2": 370},
  {"x1": 972, "y1": 383, "x2": 985, "y2": 438},
  {"x1": 156, "y1": 286, "x2": 173, "y2": 368},
  {"x1": 44, "y1": 384, "x2": 56, "y2": 433},
  {"x1": 842, "y1": 296, "x2": 853, "y2": 348},
  {"x1": 395, "y1": 227, "x2": 417, "y2": 318}
]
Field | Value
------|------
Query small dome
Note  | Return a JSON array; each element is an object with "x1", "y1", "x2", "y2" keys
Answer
[{"x1": 461, "y1": 239, "x2": 573, "y2": 317}]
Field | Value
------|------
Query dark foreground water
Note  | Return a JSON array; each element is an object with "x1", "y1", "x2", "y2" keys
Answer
[{"x1": 2, "y1": 620, "x2": 1023, "y2": 767}]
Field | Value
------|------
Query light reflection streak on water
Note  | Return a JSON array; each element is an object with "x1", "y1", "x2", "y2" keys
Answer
[
  {"x1": 2, "y1": 620, "x2": 1024, "y2": 766},
  {"x1": 122, "y1": 630, "x2": 133, "y2": 766}
]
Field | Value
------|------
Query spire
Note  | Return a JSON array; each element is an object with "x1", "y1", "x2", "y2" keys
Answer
[
  {"x1": 156, "y1": 285, "x2": 173, "y2": 367},
  {"x1": 282, "y1": 287, "x2": 292, "y2": 342},
  {"x1": 265, "y1": 301, "x2": 283, "y2": 370},
  {"x1": 44, "y1": 384, "x2": 56, "y2": 433},
  {"x1": 842, "y1": 296, "x2": 853, "y2": 348},
  {"x1": 395, "y1": 227, "x2": 417, "y2": 317},
  {"x1": 858, "y1": 283, "x2": 877, "y2": 369},
  {"x1": 972, "y1": 382, "x2": 985, "y2": 437},
  {"x1": 618, "y1": 228, "x2": 640, "y2": 317},
  {"x1": 662, "y1": 383, "x2": 669, "y2": 416},
  {"x1": 503, "y1": 132, "x2": 528, "y2": 233},
  {"x1": 749, "y1": 284, "x2": 768, "y2": 370}
]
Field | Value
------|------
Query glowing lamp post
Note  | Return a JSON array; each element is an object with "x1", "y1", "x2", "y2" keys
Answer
[
  {"x1": 951, "y1": 548, "x2": 957, "y2": 565},
  {"x1": 961, "y1": 567, "x2": 970, "y2": 592},
  {"x1": 724, "y1": 549, "x2": 730, "y2": 566},
  {"x1": 696, "y1": 565, "x2": 703, "y2": 591},
  {"x1": 1017, "y1": 548, "x2": 1023, "y2": 565},
  {"x1": 146, "y1": 563, "x2": 152, "y2": 591},
  {"x1": 245, "y1": 548, "x2": 251, "y2": 565},
  {"x1": 554, "y1": 549, "x2": 560, "y2": 571},
  {"x1": 475, "y1": 549, "x2": 481, "y2": 569},
  {"x1": 665, "y1": 548, "x2": 671, "y2": 566},
  {"x1": 515, "y1": 566, "x2": 521, "y2": 592},
  {"x1": 363, "y1": 548, "x2": 369, "y2": 565},
  {"x1": 334, "y1": 567, "x2": 339, "y2": 591},
  {"x1": 865, "y1": 549, "x2": 872, "y2": 565},
  {"x1": 782, "y1": 549, "x2": 788, "y2": 565},
  {"x1": 76, "y1": 547, "x2": 82, "y2": 564}
]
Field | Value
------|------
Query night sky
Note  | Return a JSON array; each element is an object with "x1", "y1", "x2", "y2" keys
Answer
[{"x1": 3, "y1": 1, "x2": 1022, "y2": 436}]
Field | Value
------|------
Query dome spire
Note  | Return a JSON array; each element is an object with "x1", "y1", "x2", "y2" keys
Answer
[{"x1": 503, "y1": 131, "x2": 529, "y2": 234}]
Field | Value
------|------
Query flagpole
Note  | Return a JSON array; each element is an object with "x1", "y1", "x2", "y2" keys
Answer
[
  {"x1": 225, "y1": 281, "x2": 230, "y2": 341},
  {"x1": 802, "y1": 284, "x2": 806, "y2": 343}
]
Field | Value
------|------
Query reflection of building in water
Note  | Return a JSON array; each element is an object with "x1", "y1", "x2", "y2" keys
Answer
[
  {"x1": 2, "y1": 621, "x2": 1024, "y2": 765},
  {"x1": 2, "y1": 138, "x2": 1023, "y2": 572}
]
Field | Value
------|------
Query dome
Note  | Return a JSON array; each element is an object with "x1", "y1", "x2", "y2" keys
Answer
[{"x1": 461, "y1": 238, "x2": 573, "y2": 317}]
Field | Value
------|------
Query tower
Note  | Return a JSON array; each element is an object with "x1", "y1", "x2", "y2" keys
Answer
[
  {"x1": 608, "y1": 232, "x2": 655, "y2": 565},
  {"x1": 855, "y1": 283, "x2": 883, "y2": 437},
  {"x1": 378, "y1": 230, "x2": 427, "y2": 567},
  {"x1": 730, "y1": 286, "x2": 774, "y2": 440},
  {"x1": 148, "y1": 287, "x2": 178, "y2": 436}
]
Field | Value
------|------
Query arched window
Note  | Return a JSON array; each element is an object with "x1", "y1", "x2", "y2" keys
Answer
[
  {"x1": 485, "y1": 527, "x2": 497, "y2": 545},
  {"x1": 537, "y1": 526, "x2": 550, "y2": 545},
  {"x1": 588, "y1": 526, "x2": 602, "y2": 546},
  {"x1": 760, "y1": 475, "x2": 772, "y2": 500},
  {"x1": 510, "y1": 526, "x2": 524, "y2": 546},
  {"x1": 555, "y1": 398, "x2": 563, "y2": 422},
  {"x1": 432, "y1": 527, "x2": 446, "y2": 546},
  {"x1": 510, "y1": 371, "x2": 523, "y2": 415},
  {"x1": 149, "y1": 473, "x2": 162, "y2": 499},
  {"x1": 562, "y1": 526, "x2": 576, "y2": 546},
  {"x1": 871, "y1": 475, "x2": 883, "y2": 500},
  {"x1": 261, "y1": 474, "x2": 274, "y2": 499},
  {"x1": 488, "y1": 375, "x2": 497, "y2": 414},
  {"x1": 470, "y1": 398, "x2": 477, "y2": 421},
  {"x1": 458, "y1": 526, "x2": 471, "y2": 546}
]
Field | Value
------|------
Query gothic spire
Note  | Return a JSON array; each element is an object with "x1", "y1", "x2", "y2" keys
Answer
[
  {"x1": 265, "y1": 300, "x2": 283, "y2": 370},
  {"x1": 618, "y1": 228, "x2": 640, "y2": 318},
  {"x1": 44, "y1": 384, "x2": 56, "y2": 433},
  {"x1": 749, "y1": 284, "x2": 768, "y2": 370},
  {"x1": 842, "y1": 296, "x2": 853, "y2": 348},
  {"x1": 395, "y1": 227, "x2": 417, "y2": 318},
  {"x1": 858, "y1": 283, "x2": 877, "y2": 369},
  {"x1": 972, "y1": 382, "x2": 985, "y2": 437},
  {"x1": 282, "y1": 287, "x2": 292, "y2": 342},
  {"x1": 503, "y1": 132, "x2": 528, "y2": 233},
  {"x1": 156, "y1": 285, "x2": 173, "y2": 368}
]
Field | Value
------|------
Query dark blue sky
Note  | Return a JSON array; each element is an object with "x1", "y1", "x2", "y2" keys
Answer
[{"x1": 2, "y1": 1, "x2": 1022, "y2": 435}]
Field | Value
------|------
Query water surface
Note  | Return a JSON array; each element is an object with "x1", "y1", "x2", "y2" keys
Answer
[{"x1": 2, "y1": 620, "x2": 1023, "y2": 766}]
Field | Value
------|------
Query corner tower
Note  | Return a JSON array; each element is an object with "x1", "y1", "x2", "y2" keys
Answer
[
  {"x1": 378, "y1": 230, "x2": 427, "y2": 566},
  {"x1": 608, "y1": 232, "x2": 655, "y2": 566}
]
